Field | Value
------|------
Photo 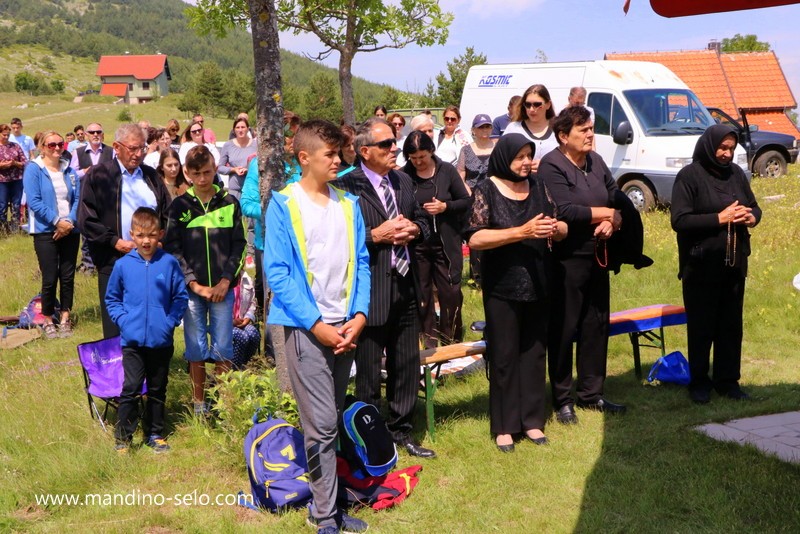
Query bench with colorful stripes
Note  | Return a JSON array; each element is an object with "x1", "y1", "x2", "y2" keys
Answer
[{"x1": 609, "y1": 304, "x2": 687, "y2": 379}]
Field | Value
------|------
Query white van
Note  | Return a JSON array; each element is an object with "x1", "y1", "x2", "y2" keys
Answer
[{"x1": 460, "y1": 60, "x2": 750, "y2": 211}]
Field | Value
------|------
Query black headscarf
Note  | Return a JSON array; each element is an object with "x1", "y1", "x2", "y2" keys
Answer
[
  {"x1": 692, "y1": 124, "x2": 739, "y2": 176},
  {"x1": 488, "y1": 133, "x2": 536, "y2": 183}
]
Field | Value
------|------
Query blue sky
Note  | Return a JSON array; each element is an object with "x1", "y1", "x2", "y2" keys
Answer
[{"x1": 277, "y1": 0, "x2": 800, "y2": 109}]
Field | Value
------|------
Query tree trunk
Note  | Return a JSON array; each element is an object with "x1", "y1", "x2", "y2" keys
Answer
[
  {"x1": 248, "y1": 0, "x2": 290, "y2": 393},
  {"x1": 339, "y1": 50, "x2": 356, "y2": 125}
]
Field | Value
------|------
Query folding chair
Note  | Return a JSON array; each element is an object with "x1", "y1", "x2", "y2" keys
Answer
[{"x1": 77, "y1": 336, "x2": 146, "y2": 431}]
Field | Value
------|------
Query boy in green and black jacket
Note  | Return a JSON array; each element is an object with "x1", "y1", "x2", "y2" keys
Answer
[{"x1": 164, "y1": 145, "x2": 247, "y2": 416}]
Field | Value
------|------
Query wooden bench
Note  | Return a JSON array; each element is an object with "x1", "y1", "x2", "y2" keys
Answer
[
  {"x1": 609, "y1": 304, "x2": 687, "y2": 379},
  {"x1": 419, "y1": 340, "x2": 486, "y2": 441}
]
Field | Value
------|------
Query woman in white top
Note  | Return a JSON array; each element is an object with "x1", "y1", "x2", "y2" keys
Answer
[
  {"x1": 22, "y1": 130, "x2": 81, "y2": 338},
  {"x1": 436, "y1": 105, "x2": 472, "y2": 166},
  {"x1": 178, "y1": 120, "x2": 220, "y2": 165},
  {"x1": 503, "y1": 84, "x2": 559, "y2": 173},
  {"x1": 217, "y1": 117, "x2": 257, "y2": 198}
]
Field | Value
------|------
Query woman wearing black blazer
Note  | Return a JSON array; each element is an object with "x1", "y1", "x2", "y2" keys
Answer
[{"x1": 671, "y1": 124, "x2": 761, "y2": 403}]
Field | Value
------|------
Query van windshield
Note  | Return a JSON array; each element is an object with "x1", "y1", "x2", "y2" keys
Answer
[{"x1": 624, "y1": 89, "x2": 715, "y2": 136}]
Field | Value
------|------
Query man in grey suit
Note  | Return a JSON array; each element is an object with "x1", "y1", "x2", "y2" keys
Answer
[{"x1": 334, "y1": 118, "x2": 436, "y2": 458}]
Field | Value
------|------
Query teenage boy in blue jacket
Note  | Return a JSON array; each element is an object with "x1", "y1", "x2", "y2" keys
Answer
[
  {"x1": 265, "y1": 120, "x2": 370, "y2": 534},
  {"x1": 106, "y1": 207, "x2": 188, "y2": 453}
]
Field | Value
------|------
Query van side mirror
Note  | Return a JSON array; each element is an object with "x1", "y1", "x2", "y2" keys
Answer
[
  {"x1": 749, "y1": 124, "x2": 759, "y2": 133},
  {"x1": 613, "y1": 121, "x2": 633, "y2": 145}
]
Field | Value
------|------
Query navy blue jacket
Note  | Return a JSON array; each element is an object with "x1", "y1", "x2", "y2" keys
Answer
[{"x1": 105, "y1": 248, "x2": 189, "y2": 348}]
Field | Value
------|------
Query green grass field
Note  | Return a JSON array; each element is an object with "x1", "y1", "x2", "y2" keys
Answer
[{"x1": 2, "y1": 171, "x2": 800, "y2": 533}]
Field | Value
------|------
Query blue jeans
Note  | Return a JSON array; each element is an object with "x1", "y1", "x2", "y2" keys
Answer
[
  {"x1": 0, "y1": 179, "x2": 23, "y2": 232},
  {"x1": 183, "y1": 290, "x2": 234, "y2": 362}
]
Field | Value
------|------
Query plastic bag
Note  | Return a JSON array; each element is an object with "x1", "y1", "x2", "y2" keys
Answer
[{"x1": 647, "y1": 351, "x2": 690, "y2": 386}]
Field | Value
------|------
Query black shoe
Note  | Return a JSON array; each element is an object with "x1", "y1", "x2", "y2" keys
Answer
[
  {"x1": 398, "y1": 439, "x2": 437, "y2": 459},
  {"x1": 577, "y1": 398, "x2": 627, "y2": 414},
  {"x1": 555, "y1": 404, "x2": 579, "y2": 424},
  {"x1": 525, "y1": 435, "x2": 549, "y2": 446},
  {"x1": 496, "y1": 443, "x2": 514, "y2": 453},
  {"x1": 689, "y1": 388, "x2": 711, "y2": 404},
  {"x1": 722, "y1": 387, "x2": 751, "y2": 401}
]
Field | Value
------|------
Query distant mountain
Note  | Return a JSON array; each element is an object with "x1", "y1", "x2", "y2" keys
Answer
[{"x1": 0, "y1": 0, "x2": 395, "y2": 112}]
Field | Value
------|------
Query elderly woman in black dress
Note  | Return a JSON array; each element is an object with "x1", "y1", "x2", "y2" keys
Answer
[
  {"x1": 671, "y1": 124, "x2": 760, "y2": 403},
  {"x1": 466, "y1": 133, "x2": 567, "y2": 452},
  {"x1": 403, "y1": 130, "x2": 471, "y2": 348},
  {"x1": 539, "y1": 106, "x2": 625, "y2": 425}
]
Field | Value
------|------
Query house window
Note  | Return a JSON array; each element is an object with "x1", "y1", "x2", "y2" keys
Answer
[
  {"x1": 127, "y1": 83, "x2": 133, "y2": 91},
  {"x1": 142, "y1": 82, "x2": 150, "y2": 91}
]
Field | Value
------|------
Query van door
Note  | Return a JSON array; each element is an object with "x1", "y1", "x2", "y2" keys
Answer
[{"x1": 587, "y1": 92, "x2": 637, "y2": 174}]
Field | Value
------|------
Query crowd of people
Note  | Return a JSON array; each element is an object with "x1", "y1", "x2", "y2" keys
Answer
[{"x1": 0, "y1": 86, "x2": 762, "y2": 532}]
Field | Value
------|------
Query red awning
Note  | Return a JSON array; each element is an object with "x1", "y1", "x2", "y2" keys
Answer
[{"x1": 650, "y1": 0, "x2": 800, "y2": 17}]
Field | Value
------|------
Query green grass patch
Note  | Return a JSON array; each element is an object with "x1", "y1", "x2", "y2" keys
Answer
[{"x1": 2, "y1": 172, "x2": 800, "y2": 532}]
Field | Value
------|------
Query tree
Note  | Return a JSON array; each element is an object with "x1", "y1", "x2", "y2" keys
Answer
[
  {"x1": 432, "y1": 46, "x2": 487, "y2": 108},
  {"x1": 303, "y1": 72, "x2": 342, "y2": 122},
  {"x1": 721, "y1": 34, "x2": 770, "y2": 52},
  {"x1": 187, "y1": 0, "x2": 454, "y2": 125}
]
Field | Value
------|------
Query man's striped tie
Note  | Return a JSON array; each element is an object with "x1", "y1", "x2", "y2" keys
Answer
[{"x1": 380, "y1": 176, "x2": 410, "y2": 276}]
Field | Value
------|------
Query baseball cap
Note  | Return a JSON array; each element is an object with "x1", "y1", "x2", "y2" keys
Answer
[{"x1": 472, "y1": 114, "x2": 492, "y2": 128}]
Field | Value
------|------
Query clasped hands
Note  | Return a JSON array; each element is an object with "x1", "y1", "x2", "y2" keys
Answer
[
  {"x1": 311, "y1": 314, "x2": 367, "y2": 355},
  {"x1": 422, "y1": 198, "x2": 446, "y2": 215},
  {"x1": 190, "y1": 278, "x2": 231, "y2": 303},
  {"x1": 519, "y1": 213, "x2": 561, "y2": 240},
  {"x1": 594, "y1": 210, "x2": 622, "y2": 240},
  {"x1": 53, "y1": 219, "x2": 74, "y2": 240},
  {"x1": 719, "y1": 200, "x2": 755, "y2": 227},
  {"x1": 372, "y1": 215, "x2": 419, "y2": 245}
]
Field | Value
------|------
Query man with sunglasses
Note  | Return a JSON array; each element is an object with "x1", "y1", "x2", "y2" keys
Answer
[
  {"x1": 334, "y1": 118, "x2": 437, "y2": 459},
  {"x1": 193, "y1": 113, "x2": 216, "y2": 145},
  {"x1": 78, "y1": 124, "x2": 170, "y2": 337}
]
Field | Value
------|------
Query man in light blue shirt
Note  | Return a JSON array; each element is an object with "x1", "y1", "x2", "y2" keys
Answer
[{"x1": 9, "y1": 118, "x2": 35, "y2": 160}]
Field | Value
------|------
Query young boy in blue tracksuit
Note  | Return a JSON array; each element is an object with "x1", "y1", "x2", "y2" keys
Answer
[
  {"x1": 106, "y1": 207, "x2": 188, "y2": 453},
  {"x1": 265, "y1": 120, "x2": 370, "y2": 534}
]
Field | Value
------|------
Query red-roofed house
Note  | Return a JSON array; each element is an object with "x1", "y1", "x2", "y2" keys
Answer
[
  {"x1": 605, "y1": 46, "x2": 800, "y2": 139},
  {"x1": 96, "y1": 54, "x2": 171, "y2": 104}
]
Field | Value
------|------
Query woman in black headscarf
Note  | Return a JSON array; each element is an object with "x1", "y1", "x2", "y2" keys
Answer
[
  {"x1": 671, "y1": 124, "x2": 761, "y2": 404},
  {"x1": 465, "y1": 133, "x2": 567, "y2": 452}
]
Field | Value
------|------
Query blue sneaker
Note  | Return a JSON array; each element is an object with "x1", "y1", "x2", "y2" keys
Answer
[
  {"x1": 145, "y1": 435, "x2": 170, "y2": 453},
  {"x1": 307, "y1": 510, "x2": 367, "y2": 534}
]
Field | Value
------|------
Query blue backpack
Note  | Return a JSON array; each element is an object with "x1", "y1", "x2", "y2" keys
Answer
[
  {"x1": 341, "y1": 398, "x2": 398, "y2": 478},
  {"x1": 243, "y1": 412, "x2": 312, "y2": 512}
]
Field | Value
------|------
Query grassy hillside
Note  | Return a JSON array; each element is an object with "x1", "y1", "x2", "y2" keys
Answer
[{"x1": 0, "y1": 0, "x2": 400, "y2": 117}]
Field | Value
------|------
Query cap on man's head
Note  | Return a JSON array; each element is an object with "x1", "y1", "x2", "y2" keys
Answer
[{"x1": 472, "y1": 114, "x2": 492, "y2": 128}]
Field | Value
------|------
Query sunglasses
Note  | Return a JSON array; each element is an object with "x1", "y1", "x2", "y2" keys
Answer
[
  {"x1": 392, "y1": 122, "x2": 405, "y2": 127},
  {"x1": 443, "y1": 117, "x2": 458, "y2": 122},
  {"x1": 366, "y1": 138, "x2": 396, "y2": 150},
  {"x1": 45, "y1": 141, "x2": 65, "y2": 149},
  {"x1": 87, "y1": 130, "x2": 103, "y2": 135},
  {"x1": 524, "y1": 101, "x2": 545, "y2": 109},
  {"x1": 190, "y1": 129, "x2": 203, "y2": 134}
]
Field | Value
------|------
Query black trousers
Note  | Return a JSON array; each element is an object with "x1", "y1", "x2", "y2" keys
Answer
[
  {"x1": 414, "y1": 240, "x2": 463, "y2": 348},
  {"x1": 32, "y1": 232, "x2": 80, "y2": 316},
  {"x1": 355, "y1": 273, "x2": 420, "y2": 442},
  {"x1": 548, "y1": 255, "x2": 610, "y2": 407},
  {"x1": 115, "y1": 345, "x2": 173, "y2": 442},
  {"x1": 484, "y1": 294, "x2": 548, "y2": 435},
  {"x1": 98, "y1": 269, "x2": 120, "y2": 338},
  {"x1": 682, "y1": 270, "x2": 745, "y2": 393}
]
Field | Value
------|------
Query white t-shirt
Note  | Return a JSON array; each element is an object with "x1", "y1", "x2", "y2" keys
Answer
[
  {"x1": 503, "y1": 121, "x2": 559, "y2": 161},
  {"x1": 47, "y1": 169, "x2": 70, "y2": 220},
  {"x1": 294, "y1": 184, "x2": 349, "y2": 323},
  {"x1": 142, "y1": 151, "x2": 160, "y2": 169}
]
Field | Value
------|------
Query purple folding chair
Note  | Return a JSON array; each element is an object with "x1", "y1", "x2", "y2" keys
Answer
[{"x1": 77, "y1": 336, "x2": 146, "y2": 431}]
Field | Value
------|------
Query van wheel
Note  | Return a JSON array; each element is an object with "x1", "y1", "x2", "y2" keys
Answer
[
  {"x1": 753, "y1": 150, "x2": 787, "y2": 178},
  {"x1": 622, "y1": 180, "x2": 655, "y2": 212}
]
